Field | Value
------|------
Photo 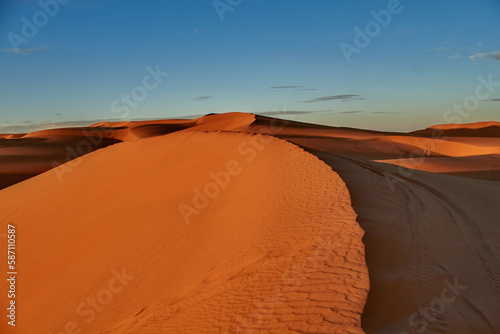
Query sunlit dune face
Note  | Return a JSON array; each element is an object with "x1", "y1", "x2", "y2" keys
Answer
[{"x1": 0, "y1": 125, "x2": 368, "y2": 333}]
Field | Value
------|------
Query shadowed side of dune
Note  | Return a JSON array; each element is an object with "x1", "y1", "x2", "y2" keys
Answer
[
  {"x1": 375, "y1": 154, "x2": 500, "y2": 182},
  {"x1": 0, "y1": 133, "x2": 121, "y2": 190},
  {"x1": 305, "y1": 148, "x2": 500, "y2": 334},
  {"x1": 129, "y1": 123, "x2": 190, "y2": 138},
  {"x1": 411, "y1": 122, "x2": 500, "y2": 137},
  {"x1": 0, "y1": 131, "x2": 368, "y2": 334}
]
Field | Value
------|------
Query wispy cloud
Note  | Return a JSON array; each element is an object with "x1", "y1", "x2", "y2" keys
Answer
[
  {"x1": 427, "y1": 46, "x2": 454, "y2": 53},
  {"x1": 449, "y1": 54, "x2": 461, "y2": 59},
  {"x1": 258, "y1": 110, "x2": 335, "y2": 116},
  {"x1": 468, "y1": 51, "x2": 500, "y2": 61},
  {"x1": 485, "y1": 98, "x2": 500, "y2": 102},
  {"x1": 1, "y1": 45, "x2": 48, "y2": 55},
  {"x1": 270, "y1": 85, "x2": 303, "y2": 89},
  {"x1": 371, "y1": 111, "x2": 407, "y2": 114},
  {"x1": 337, "y1": 110, "x2": 363, "y2": 114},
  {"x1": 192, "y1": 96, "x2": 213, "y2": 101},
  {"x1": 303, "y1": 94, "x2": 363, "y2": 103}
]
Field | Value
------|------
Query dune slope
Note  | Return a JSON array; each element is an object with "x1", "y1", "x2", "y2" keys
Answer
[{"x1": 0, "y1": 130, "x2": 368, "y2": 334}]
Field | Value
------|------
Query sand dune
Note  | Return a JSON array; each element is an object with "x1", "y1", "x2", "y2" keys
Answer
[
  {"x1": 277, "y1": 136, "x2": 445, "y2": 160},
  {"x1": 436, "y1": 137, "x2": 500, "y2": 147},
  {"x1": 374, "y1": 154, "x2": 500, "y2": 181},
  {"x1": 412, "y1": 122, "x2": 500, "y2": 138},
  {"x1": 0, "y1": 112, "x2": 499, "y2": 333},
  {"x1": 372, "y1": 136, "x2": 500, "y2": 157},
  {"x1": 0, "y1": 130, "x2": 368, "y2": 334},
  {"x1": 428, "y1": 121, "x2": 500, "y2": 130},
  {"x1": 0, "y1": 113, "x2": 256, "y2": 190}
]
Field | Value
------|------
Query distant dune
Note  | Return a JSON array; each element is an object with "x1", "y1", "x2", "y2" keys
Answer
[
  {"x1": 0, "y1": 113, "x2": 499, "y2": 333},
  {"x1": 411, "y1": 121, "x2": 500, "y2": 138}
]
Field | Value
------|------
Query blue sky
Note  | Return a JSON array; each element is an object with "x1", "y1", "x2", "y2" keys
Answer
[{"x1": 1, "y1": 0, "x2": 500, "y2": 132}]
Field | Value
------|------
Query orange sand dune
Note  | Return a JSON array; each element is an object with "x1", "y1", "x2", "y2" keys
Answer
[
  {"x1": 375, "y1": 154, "x2": 500, "y2": 181},
  {"x1": 412, "y1": 122, "x2": 500, "y2": 137},
  {"x1": 0, "y1": 113, "x2": 256, "y2": 190},
  {"x1": 0, "y1": 130, "x2": 368, "y2": 334},
  {"x1": 428, "y1": 121, "x2": 500, "y2": 130},
  {"x1": 372, "y1": 136, "x2": 500, "y2": 157},
  {"x1": 0, "y1": 134, "x2": 25, "y2": 139},
  {"x1": 1, "y1": 113, "x2": 500, "y2": 333},
  {"x1": 438, "y1": 136, "x2": 500, "y2": 147},
  {"x1": 280, "y1": 136, "x2": 446, "y2": 160}
]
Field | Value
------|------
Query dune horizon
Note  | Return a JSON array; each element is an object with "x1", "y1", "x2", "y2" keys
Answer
[{"x1": 1, "y1": 112, "x2": 499, "y2": 333}]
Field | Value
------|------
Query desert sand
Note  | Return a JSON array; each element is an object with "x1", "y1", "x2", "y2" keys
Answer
[{"x1": 0, "y1": 112, "x2": 499, "y2": 333}]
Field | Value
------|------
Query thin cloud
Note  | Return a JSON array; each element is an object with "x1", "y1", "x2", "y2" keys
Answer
[
  {"x1": 340, "y1": 97, "x2": 364, "y2": 102},
  {"x1": 299, "y1": 88, "x2": 317, "y2": 91},
  {"x1": 304, "y1": 95, "x2": 362, "y2": 103},
  {"x1": 466, "y1": 42, "x2": 483, "y2": 51},
  {"x1": 485, "y1": 98, "x2": 500, "y2": 102},
  {"x1": 468, "y1": 51, "x2": 500, "y2": 61},
  {"x1": 1, "y1": 45, "x2": 48, "y2": 55},
  {"x1": 258, "y1": 110, "x2": 335, "y2": 116},
  {"x1": 270, "y1": 86, "x2": 303, "y2": 89},
  {"x1": 427, "y1": 46, "x2": 454, "y2": 53},
  {"x1": 193, "y1": 96, "x2": 213, "y2": 101},
  {"x1": 337, "y1": 111, "x2": 363, "y2": 114},
  {"x1": 371, "y1": 111, "x2": 407, "y2": 114}
]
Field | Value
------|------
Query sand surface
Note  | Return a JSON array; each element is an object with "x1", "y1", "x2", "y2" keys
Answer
[
  {"x1": 0, "y1": 119, "x2": 368, "y2": 333},
  {"x1": 0, "y1": 113, "x2": 499, "y2": 333}
]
